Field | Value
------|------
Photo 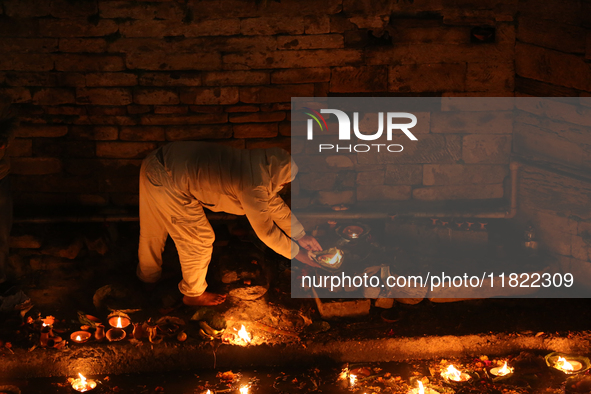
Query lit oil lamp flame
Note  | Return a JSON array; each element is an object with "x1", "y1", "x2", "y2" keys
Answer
[
  {"x1": 237, "y1": 325, "x2": 251, "y2": 344},
  {"x1": 206, "y1": 390, "x2": 211, "y2": 394},
  {"x1": 557, "y1": 356, "x2": 574, "y2": 372},
  {"x1": 116, "y1": 317, "x2": 123, "y2": 329},
  {"x1": 349, "y1": 374, "x2": 357, "y2": 387},
  {"x1": 76, "y1": 335, "x2": 81, "y2": 341},
  {"x1": 71, "y1": 373, "x2": 97, "y2": 392},
  {"x1": 441, "y1": 365, "x2": 470, "y2": 382},
  {"x1": 339, "y1": 368, "x2": 349, "y2": 380},
  {"x1": 327, "y1": 250, "x2": 342, "y2": 265},
  {"x1": 239, "y1": 385, "x2": 249, "y2": 394},
  {"x1": 418, "y1": 381, "x2": 424, "y2": 394},
  {"x1": 497, "y1": 361, "x2": 513, "y2": 376}
]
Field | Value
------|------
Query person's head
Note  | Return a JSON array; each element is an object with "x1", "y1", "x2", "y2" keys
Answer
[{"x1": 264, "y1": 147, "x2": 298, "y2": 193}]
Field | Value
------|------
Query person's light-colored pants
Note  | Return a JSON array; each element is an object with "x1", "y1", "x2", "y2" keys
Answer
[{"x1": 137, "y1": 151, "x2": 215, "y2": 297}]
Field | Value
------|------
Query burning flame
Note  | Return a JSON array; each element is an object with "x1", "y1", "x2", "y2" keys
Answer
[
  {"x1": 78, "y1": 373, "x2": 86, "y2": 385},
  {"x1": 237, "y1": 325, "x2": 251, "y2": 344},
  {"x1": 497, "y1": 361, "x2": 513, "y2": 376},
  {"x1": 339, "y1": 368, "x2": 349, "y2": 380},
  {"x1": 72, "y1": 373, "x2": 96, "y2": 392},
  {"x1": 116, "y1": 317, "x2": 123, "y2": 328},
  {"x1": 327, "y1": 250, "x2": 342, "y2": 265},
  {"x1": 418, "y1": 381, "x2": 424, "y2": 394},
  {"x1": 206, "y1": 390, "x2": 211, "y2": 394},
  {"x1": 557, "y1": 356, "x2": 574, "y2": 372},
  {"x1": 349, "y1": 374, "x2": 357, "y2": 387},
  {"x1": 441, "y1": 365, "x2": 463, "y2": 381},
  {"x1": 239, "y1": 385, "x2": 249, "y2": 394},
  {"x1": 76, "y1": 335, "x2": 81, "y2": 341}
]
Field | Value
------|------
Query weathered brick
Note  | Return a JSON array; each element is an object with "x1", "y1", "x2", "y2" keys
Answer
[
  {"x1": 50, "y1": 0, "x2": 98, "y2": 18},
  {"x1": 17, "y1": 125, "x2": 68, "y2": 138},
  {"x1": 366, "y1": 44, "x2": 513, "y2": 66},
  {"x1": 384, "y1": 165, "x2": 423, "y2": 185},
  {"x1": 441, "y1": 96, "x2": 515, "y2": 111},
  {"x1": 69, "y1": 126, "x2": 118, "y2": 141},
  {"x1": 0, "y1": 38, "x2": 58, "y2": 53},
  {"x1": 165, "y1": 125, "x2": 233, "y2": 140},
  {"x1": 154, "y1": 106, "x2": 188, "y2": 114},
  {"x1": 44, "y1": 106, "x2": 86, "y2": 116},
  {"x1": 109, "y1": 37, "x2": 277, "y2": 54},
  {"x1": 304, "y1": 15, "x2": 331, "y2": 34},
  {"x1": 241, "y1": 16, "x2": 305, "y2": 35},
  {"x1": 357, "y1": 135, "x2": 462, "y2": 165},
  {"x1": 86, "y1": 73, "x2": 138, "y2": 87},
  {"x1": 356, "y1": 171, "x2": 384, "y2": 185},
  {"x1": 139, "y1": 72, "x2": 202, "y2": 87},
  {"x1": 223, "y1": 49, "x2": 363, "y2": 70},
  {"x1": 317, "y1": 190, "x2": 355, "y2": 206},
  {"x1": 133, "y1": 88, "x2": 179, "y2": 105},
  {"x1": 127, "y1": 52, "x2": 221, "y2": 71},
  {"x1": 0, "y1": 54, "x2": 53, "y2": 71},
  {"x1": 229, "y1": 112, "x2": 285, "y2": 123},
  {"x1": 431, "y1": 111, "x2": 513, "y2": 134},
  {"x1": 32, "y1": 88, "x2": 76, "y2": 105},
  {"x1": 271, "y1": 68, "x2": 330, "y2": 84},
  {"x1": 179, "y1": 87, "x2": 239, "y2": 105},
  {"x1": 86, "y1": 107, "x2": 126, "y2": 117},
  {"x1": 128, "y1": 105, "x2": 151, "y2": 115},
  {"x1": 0, "y1": 87, "x2": 31, "y2": 103},
  {"x1": 76, "y1": 88, "x2": 133, "y2": 106},
  {"x1": 299, "y1": 173, "x2": 338, "y2": 190},
  {"x1": 462, "y1": 134, "x2": 512, "y2": 164},
  {"x1": 5, "y1": 72, "x2": 55, "y2": 86},
  {"x1": 517, "y1": 17, "x2": 586, "y2": 54},
  {"x1": 516, "y1": 98, "x2": 591, "y2": 128},
  {"x1": 96, "y1": 142, "x2": 156, "y2": 159},
  {"x1": 466, "y1": 62, "x2": 514, "y2": 92},
  {"x1": 233, "y1": 123, "x2": 278, "y2": 138},
  {"x1": 423, "y1": 164, "x2": 508, "y2": 185},
  {"x1": 33, "y1": 139, "x2": 95, "y2": 158},
  {"x1": 55, "y1": 55, "x2": 125, "y2": 72},
  {"x1": 189, "y1": 106, "x2": 224, "y2": 113},
  {"x1": 6, "y1": 139, "x2": 32, "y2": 157},
  {"x1": 202, "y1": 71, "x2": 269, "y2": 86},
  {"x1": 40, "y1": 19, "x2": 118, "y2": 37},
  {"x1": 120, "y1": 126, "x2": 165, "y2": 141},
  {"x1": 278, "y1": 34, "x2": 343, "y2": 50},
  {"x1": 187, "y1": 0, "x2": 341, "y2": 18},
  {"x1": 226, "y1": 105, "x2": 259, "y2": 113},
  {"x1": 389, "y1": 63, "x2": 467, "y2": 92},
  {"x1": 240, "y1": 84, "x2": 314, "y2": 104},
  {"x1": 80, "y1": 115, "x2": 137, "y2": 126},
  {"x1": 0, "y1": 18, "x2": 38, "y2": 38},
  {"x1": 519, "y1": 0, "x2": 583, "y2": 26},
  {"x1": 412, "y1": 184, "x2": 504, "y2": 201},
  {"x1": 99, "y1": 1, "x2": 184, "y2": 20},
  {"x1": 11, "y1": 158, "x2": 62, "y2": 175},
  {"x1": 331, "y1": 66, "x2": 388, "y2": 92},
  {"x1": 245, "y1": 137, "x2": 292, "y2": 151},
  {"x1": 516, "y1": 43, "x2": 591, "y2": 92},
  {"x1": 119, "y1": 19, "x2": 240, "y2": 37},
  {"x1": 390, "y1": 22, "x2": 469, "y2": 44},
  {"x1": 4, "y1": 0, "x2": 51, "y2": 17},
  {"x1": 59, "y1": 38, "x2": 107, "y2": 53},
  {"x1": 140, "y1": 113, "x2": 227, "y2": 125},
  {"x1": 357, "y1": 185, "x2": 411, "y2": 201}
]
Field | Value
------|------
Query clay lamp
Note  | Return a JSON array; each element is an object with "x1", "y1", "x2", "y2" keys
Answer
[
  {"x1": 106, "y1": 317, "x2": 127, "y2": 342},
  {"x1": 408, "y1": 380, "x2": 438, "y2": 394},
  {"x1": 309, "y1": 247, "x2": 344, "y2": 271},
  {"x1": 440, "y1": 365, "x2": 472, "y2": 383},
  {"x1": 490, "y1": 361, "x2": 514, "y2": 380},
  {"x1": 546, "y1": 353, "x2": 590, "y2": 375},
  {"x1": 108, "y1": 314, "x2": 131, "y2": 329},
  {"x1": 235, "y1": 325, "x2": 251, "y2": 346},
  {"x1": 70, "y1": 331, "x2": 92, "y2": 344},
  {"x1": 338, "y1": 368, "x2": 357, "y2": 389},
  {"x1": 71, "y1": 373, "x2": 97, "y2": 392},
  {"x1": 336, "y1": 223, "x2": 370, "y2": 241}
]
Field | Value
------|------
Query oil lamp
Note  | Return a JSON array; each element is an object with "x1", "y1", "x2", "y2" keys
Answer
[
  {"x1": 408, "y1": 380, "x2": 438, "y2": 394},
  {"x1": 106, "y1": 317, "x2": 127, "y2": 342},
  {"x1": 556, "y1": 357, "x2": 582, "y2": 373},
  {"x1": 546, "y1": 352, "x2": 590, "y2": 375},
  {"x1": 236, "y1": 325, "x2": 251, "y2": 345},
  {"x1": 71, "y1": 373, "x2": 97, "y2": 392},
  {"x1": 70, "y1": 331, "x2": 92, "y2": 344},
  {"x1": 239, "y1": 385, "x2": 249, "y2": 394},
  {"x1": 440, "y1": 365, "x2": 471, "y2": 383},
  {"x1": 490, "y1": 361, "x2": 514, "y2": 377},
  {"x1": 108, "y1": 315, "x2": 131, "y2": 329}
]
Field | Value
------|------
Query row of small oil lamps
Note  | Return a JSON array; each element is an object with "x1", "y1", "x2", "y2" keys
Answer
[{"x1": 69, "y1": 315, "x2": 131, "y2": 345}]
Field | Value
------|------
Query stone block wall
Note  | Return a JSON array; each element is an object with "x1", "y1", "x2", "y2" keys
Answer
[{"x1": 0, "y1": 0, "x2": 520, "y2": 207}]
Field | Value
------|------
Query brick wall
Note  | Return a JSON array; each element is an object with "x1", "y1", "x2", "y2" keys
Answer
[
  {"x1": 0, "y1": 0, "x2": 521, "y2": 207},
  {"x1": 513, "y1": 0, "x2": 591, "y2": 273}
]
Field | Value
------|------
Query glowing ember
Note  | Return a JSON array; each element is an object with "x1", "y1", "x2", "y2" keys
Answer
[
  {"x1": 557, "y1": 357, "x2": 574, "y2": 372},
  {"x1": 349, "y1": 374, "x2": 357, "y2": 387},
  {"x1": 239, "y1": 385, "x2": 249, "y2": 394},
  {"x1": 237, "y1": 325, "x2": 251, "y2": 344},
  {"x1": 116, "y1": 317, "x2": 123, "y2": 329},
  {"x1": 339, "y1": 368, "x2": 349, "y2": 380},
  {"x1": 71, "y1": 373, "x2": 97, "y2": 392},
  {"x1": 441, "y1": 365, "x2": 470, "y2": 382}
]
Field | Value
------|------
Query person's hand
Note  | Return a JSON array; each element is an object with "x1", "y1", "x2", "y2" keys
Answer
[
  {"x1": 297, "y1": 235, "x2": 322, "y2": 252},
  {"x1": 295, "y1": 248, "x2": 321, "y2": 268}
]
